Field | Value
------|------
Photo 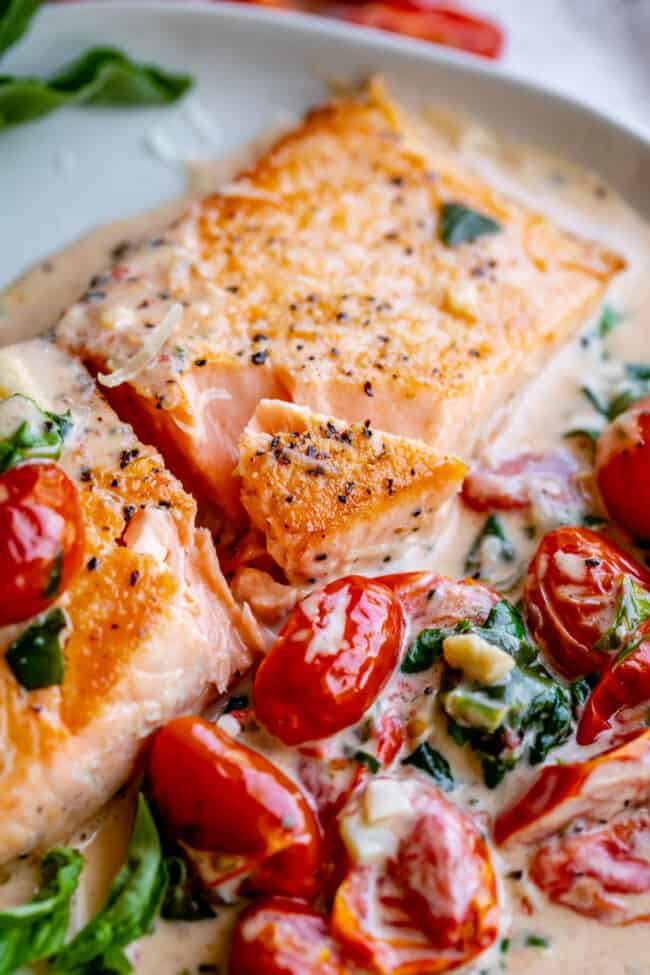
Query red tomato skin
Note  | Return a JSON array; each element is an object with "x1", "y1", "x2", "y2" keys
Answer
[
  {"x1": 0, "y1": 461, "x2": 85, "y2": 626},
  {"x1": 149, "y1": 717, "x2": 322, "y2": 899},
  {"x1": 379, "y1": 571, "x2": 500, "y2": 632},
  {"x1": 577, "y1": 620, "x2": 650, "y2": 744},
  {"x1": 461, "y1": 449, "x2": 579, "y2": 513},
  {"x1": 597, "y1": 398, "x2": 650, "y2": 539},
  {"x1": 524, "y1": 526, "x2": 650, "y2": 678},
  {"x1": 254, "y1": 576, "x2": 404, "y2": 745},
  {"x1": 228, "y1": 897, "x2": 347, "y2": 975}
]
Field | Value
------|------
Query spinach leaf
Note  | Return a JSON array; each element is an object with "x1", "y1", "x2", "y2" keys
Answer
[
  {"x1": 401, "y1": 626, "x2": 451, "y2": 673},
  {"x1": 581, "y1": 363, "x2": 650, "y2": 425},
  {"x1": 465, "y1": 514, "x2": 517, "y2": 587},
  {"x1": 222, "y1": 694, "x2": 248, "y2": 714},
  {"x1": 52, "y1": 794, "x2": 167, "y2": 975},
  {"x1": 569, "y1": 674, "x2": 597, "y2": 716},
  {"x1": 597, "y1": 305, "x2": 623, "y2": 338},
  {"x1": 563, "y1": 427, "x2": 600, "y2": 450},
  {"x1": 44, "y1": 551, "x2": 64, "y2": 599},
  {"x1": 0, "y1": 395, "x2": 71, "y2": 473},
  {"x1": 0, "y1": 0, "x2": 41, "y2": 58},
  {"x1": 0, "y1": 848, "x2": 82, "y2": 975},
  {"x1": 594, "y1": 575, "x2": 650, "y2": 651},
  {"x1": 161, "y1": 857, "x2": 215, "y2": 923},
  {"x1": 439, "y1": 202, "x2": 501, "y2": 246},
  {"x1": 0, "y1": 47, "x2": 193, "y2": 130},
  {"x1": 353, "y1": 750, "x2": 381, "y2": 774},
  {"x1": 402, "y1": 743, "x2": 454, "y2": 791},
  {"x1": 5, "y1": 607, "x2": 66, "y2": 690}
]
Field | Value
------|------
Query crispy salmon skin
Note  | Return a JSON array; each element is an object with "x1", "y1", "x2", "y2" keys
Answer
[
  {"x1": 56, "y1": 82, "x2": 624, "y2": 531},
  {"x1": 0, "y1": 339, "x2": 255, "y2": 863}
]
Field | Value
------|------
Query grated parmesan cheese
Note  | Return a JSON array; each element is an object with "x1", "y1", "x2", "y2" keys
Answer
[{"x1": 98, "y1": 303, "x2": 183, "y2": 389}]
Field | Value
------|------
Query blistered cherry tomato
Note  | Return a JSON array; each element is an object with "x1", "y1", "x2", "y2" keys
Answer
[
  {"x1": 596, "y1": 397, "x2": 650, "y2": 539},
  {"x1": 380, "y1": 571, "x2": 499, "y2": 631},
  {"x1": 531, "y1": 810, "x2": 650, "y2": 924},
  {"x1": 524, "y1": 526, "x2": 650, "y2": 678},
  {"x1": 461, "y1": 449, "x2": 580, "y2": 513},
  {"x1": 149, "y1": 717, "x2": 322, "y2": 900},
  {"x1": 228, "y1": 897, "x2": 347, "y2": 975},
  {"x1": 254, "y1": 576, "x2": 403, "y2": 745},
  {"x1": 332, "y1": 777, "x2": 499, "y2": 973},
  {"x1": 494, "y1": 730, "x2": 650, "y2": 847},
  {"x1": 0, "y1": 461, "x2": 85, "y2": 626},
  {"x1": 577, "y1": 619, "x2": 650, "y2": 744}
]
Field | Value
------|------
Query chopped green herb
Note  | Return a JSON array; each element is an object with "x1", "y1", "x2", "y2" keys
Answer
[
  {"x1": 439, "y1": 202, "x2": 501, "y2": 247},
  {"x1": 569, "y1": 674, "x2": 597, "y2": 715},
  {"x1": 500, "y1": 937, "x2": 511, "y2": 954},
  {"x1": 5, "y1": 608, "x2": 66, "y2": 690},
  {"x1": 402, "y1": 743, "x2": 454, "y2": 792},
  {"x1": 353, "y1": 750, "x2": 381, "y2": 774},
  {"x1": 597, "y1": 305, "x2": 623, "y2": 338},
  {"x1": 0, "y1": 847, "x2": 83, "y2": 975},
  {"x1": 161, "y1": 856, "x2": 215, "y2": 923},
  {"x1": 0, "y1": 395, "x2": 71, "y2": 473},
  {"x1": 43, "y1": 550, "x2": 64, "y2": 599},
  {"x1": 0, "y1": 0, "x2": 41, "y2": 58},
  {"x1": 524, "y1": 933, "x2": 550, "y2": 949},
  {"x1": 52, "y1": 794, "x2": 167, "y2": 975},
  {"x1": 594, "y1": 575, "x2": 650, "y2": 651},
  {"x1": 465, "y1": 514, "x2": 517, "y2": 587}
]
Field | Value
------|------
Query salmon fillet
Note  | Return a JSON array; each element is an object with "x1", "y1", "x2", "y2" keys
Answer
[
  {"x1": 56, "y1": 82, "x2": 624, "y2": 534},
  {"x1": 238, "y1": 399, "x2": 466, "y2": 582},
  {"x1": 0, "y1": 339, "x2": 255, "y2": 863}
]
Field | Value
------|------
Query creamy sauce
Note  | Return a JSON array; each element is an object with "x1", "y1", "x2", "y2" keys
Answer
[{"x1": 1, "y1": 106, "x2": 650, "y2": 975}]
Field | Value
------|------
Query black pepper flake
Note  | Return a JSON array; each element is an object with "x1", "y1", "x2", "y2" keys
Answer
[
  {"x1": 225, "y1": 285, "x2": 239, "y2": 294},
  {"x1": 337, "y1": 312, "x2": 349, "y2": 322},
  {"x1": 330, "y1": 347, "x2": 340, "y2": 357},
  {"x1": 383, "y1": 555, "x2": 392, "y2": 563},
  {"x1": 389, "y1": 176, "x2": 404, "y2": 187},
  {"x1": 120, "y1": 448, "x2": 139, "y2": 469},
  {"x1": 285, "y1": 495, "x2": 294, "y2": 504},
  {"x1": 129, "y1": 570, "x2": 140, "y2": 586},
  {"x1": 87, "y1": 557, "x2": 99, "y2": 571},
  {"x1": 412, "y1": 508, "x2": 422, "y2": 518},
  {"x1": 252, "y1": 333, "x2": 268, "y2": 342},
  {"x1": 314, "y1": 553, "x2": 328, "y2": 562},
  {"x1": 79, "y1": 466, "x2": 93, "y2": 483},
  {"x1": 386, "y1": 478, "x2": 395, "y2": 496},
  {"x1": 89, "y1": 273, "x2": 110, "y2": 290},
  {"x1": 585, "y1": 557, "x2": 601, "y2": 568},
  {"x1": 251, "y1": 350, "x2": 268, "y2": 365},
  {"x1": 158, "y1": 500, "x2": 172, "y2": 509},
  {"x1": 123, "y1": 505, "x2": 136, "y2": 524},
  {"x1": 363, "y1": 420, "x2": 372, "y2": 438},
  {"x1": 364, "y1": 381, "x2": 374, "y2": 397},
  {"x1": 110, "y1": 478, "x2": 119, "y2": 488},
  {"x1": 194, "y1": 358, "x2": 208, "y2": 367},
  {"x1": 338, "y1": 494, "x2": 347, "y2": 504},
  {"x1": 111, "y1": 241, "x2": 131, "y2": 261}
]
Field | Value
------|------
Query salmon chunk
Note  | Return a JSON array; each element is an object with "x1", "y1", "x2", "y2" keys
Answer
[
  {"x1": 0, "y1": 339, "x2": 255, "y2": 863},
  {"x1": 56, "y1": 82, "x2": 624, "y2": 531},
  {"x1": 238, "y1": 399, "x2": 466, "y2": 582}
]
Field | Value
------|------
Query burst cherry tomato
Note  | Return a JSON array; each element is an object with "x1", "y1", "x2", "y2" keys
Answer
[
  {"x1": 149, "y1": 717, "x2": 322, "y2": 900},
  {"x1": 531, "y1": 810, "x2": 650, "y2": 924},
  {"x1": 461, "y1": 449, "x2": 580, "y2": 513},
  {"x1": 577, "y1": 619, "x2": 650, "y2": 744},
  {"x1": 494, "y1": 730, "x2": 650, "y2": 847},
  {"x1": 228, "y1": 897, "x2": 348, "y2": 975},
  {"x1": 0, "y1": 461, "x2": 85, "y2": 626},
  {"x1": 380, "y1": 571, "x2": 499, "y2": 631},
  {"x1": 254, "y1": 576, "x2": 403, "y2": 745},
  {"x1": 596, "y1": 397, "x2": 650, "y2": 539},
  {"x1": 524, "y1": 526, "x2": 650, "y2": 678},
  {"x1": 332, "y1": 777, "x2": 499, "y2": 973}
]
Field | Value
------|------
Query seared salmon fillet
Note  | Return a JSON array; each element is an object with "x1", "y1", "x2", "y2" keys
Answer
[
  {"x1": 0, "y1": 339, "x2": 254, "y2": 863},
  {"x1": 56, "y1": 82, "x2": 624, "y2": 531},
  {"x1": 238, "y1": 399, "x2": 466, "y2": 582}
]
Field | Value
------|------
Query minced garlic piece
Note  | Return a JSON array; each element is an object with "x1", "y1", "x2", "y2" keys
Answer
[{"x1": 443, "y1": 633, "x2": 515, "y2": 685}]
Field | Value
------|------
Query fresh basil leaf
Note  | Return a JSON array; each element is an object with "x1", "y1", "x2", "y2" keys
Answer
[
  {"x1": 465, "y1": 514, "x2": 516, "y2": 586},
  {"x1": 0, "y1": 47, "x2": 193, "y2": 129},
  {"x1": 5, "y1": 607, "x2": 66, "y2": 690},
  {"x1": 0, "y1": 847, "x2": 83, "y2": 975},
  {"x1": 400, "y1": 627, "x2": 449, "y2": 673},
  {"x1": 402, "y1": 743, "x2": 454, "y2": 792},
  {"x1": 439, "y1": 202, "x2": 501, "y2": 246},
  {"x1": 0, "y1": 0, "x2": 41, "y2": 58},
  {"x1": 44, "y1": 550, "x2": 64, "y2": 599},
  {"x1": 353, "y1": 749, "x2": 381, "y2": 774},
  {"x1": 161, "y1": 857, "x2": 215, "y2": 923},
  {"x1": 594, "y1": 575, "x2": 650, "y2": 651},
  {"x1": 597, "y1": 305, "x2": 623, "y2": 338},
  {"x1": 52, "y1": 794, "x2": 167, "y2": 975},
  {"x1": 0, "y1": 395, "x2": 71, "y2": 472}
]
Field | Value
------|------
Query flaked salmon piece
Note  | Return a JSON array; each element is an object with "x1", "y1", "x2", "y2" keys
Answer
[
  {"x1": 56, "y1": 82, "x2": 624, "y2": 530},
  {"x1": 238, "y1": 399, "x2": 466, "y2": 583},
  {"x1": 0, "y1": 339, "x2": 256, "y2": 864}
]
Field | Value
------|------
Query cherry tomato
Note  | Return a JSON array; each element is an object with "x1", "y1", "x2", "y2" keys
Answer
[
  {"x1": 524, "y1": 526, "x2": 650, "y2": 678},
  {"x1": 494, "y1": 730, "x2": 650, "y2": 847},
  {"x1": 461, "y1": 449, "x2": 580, "y2": 514},
  {"x1": 254, "y1": 576, "x2": 404, "y2": 745},
  {"x1": 149, "y1": 717, "x2": 322, "y2": 900},
  {"x1": 332, "y1": 777, "x2": 499, "y2": 974},
  {"x1": 596, "y1": 397, "x2": 650, "y2": 539},
  {"x1": 229, "y1": 897, "x2": 348, "y2": 975},
  {"x1": 531, "y1": 810, "x2": 650, "y2": 924},
  {"x1": 380, "y1": 571, "x2": 499, "y2": 632},
  {"x1": 577, "y1": 619, "x2": 650, "y2": 744},
  {"x1": 0, "y1": 461, "x2": 85, "y2": 626}
]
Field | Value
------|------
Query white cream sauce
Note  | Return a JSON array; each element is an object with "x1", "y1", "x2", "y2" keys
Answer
[{"x1": 1, "y1": 106, "x2": 649, "y2": 975}]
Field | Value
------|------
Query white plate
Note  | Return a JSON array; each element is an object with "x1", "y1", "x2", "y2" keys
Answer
[{"x1": 1, "y1": 0, "x2": 648, "y2": 294}]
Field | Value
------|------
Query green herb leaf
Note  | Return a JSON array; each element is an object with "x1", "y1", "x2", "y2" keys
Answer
[
  {"x1": 439, "y1": 202, "x2": 501, "y2": 247},
  {"x1": 594, "y1": 575, "x2": 650, "y2": 652},
  {"x1": 401, "y1": 627, "x2": 448, "y2": 673},
  {"x1": 569, "y1": 675, "x2": 597, "y2": 715},
  {"x1": 465, "y1": 514, "x2": 516, "y2": 586},
  {"x1": 524, "y1": 933, "x2": 550, "y2": 949},
  {"x1": 0, "y1": 395, "x2": 71, "y2": 473},
  {"x1": 52, "y1": 794, "x2": 167, "y2": 975},
  {"x1": 353, "y1": 750, "x2": 381, "y2": 774},
  {"x1": 0, "y1": 0, "x2": 41, "y2": 58},
  {"x1": 580, "y1": 385, "x2": 609, "y2": 417},
  {"x1": 0, "y1": 847, "x2": 83, "y2": 975},
  {"x1": 625, "y1": 363, "x2": 650, "y2": 382},
  {"x1": 597, "y1": 305, "x2": 623, "y2": 338},
  {"x1": 402, "y1": 743, "x2": 454, "y2": 791},
  {"x1": 44, "y1": 550, "x2": 64, "y2": 599},
  {"x1": 161, "y1": 857, "x2": 215, "y2": 923},
  {"x1": 5, "y1": 607, "x2": 66, "y2": 690},
  {"x1": 0, "y1": 47, "x2": 193, "y2": 130}
]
